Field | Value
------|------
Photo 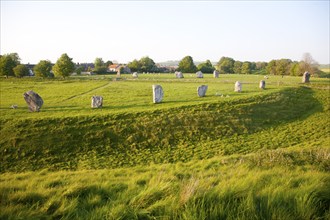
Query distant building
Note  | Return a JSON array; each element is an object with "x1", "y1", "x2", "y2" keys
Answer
[
  {"x1": 25, "y1": 64, "x2": 36, "y2": 76},
  {"x1": 108, "y1": 64, "x2": 131, "y2": 73}
]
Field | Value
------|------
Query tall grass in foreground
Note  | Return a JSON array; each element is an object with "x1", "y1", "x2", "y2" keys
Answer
[{"x1": 1, "y1": 155, "x2": 329, "y2": 219}]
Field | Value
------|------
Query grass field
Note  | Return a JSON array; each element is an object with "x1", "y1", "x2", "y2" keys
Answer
[{"x1": 0, "y1": 73, "x2": 329, "y2": 219}]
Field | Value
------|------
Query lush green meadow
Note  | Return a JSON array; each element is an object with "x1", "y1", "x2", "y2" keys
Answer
[{"x1": 0, "y1": 73, "x2": 329, "y2": 219}]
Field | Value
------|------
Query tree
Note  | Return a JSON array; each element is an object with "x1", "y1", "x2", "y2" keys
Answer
[
  {"x1": 178, "y1": 56, "x2": 197, "y2": 73},
  {"x1": 13, "y1": 64, "x2": 29, "y2": 77},
  {"x1": 241, "y1": 62, "x2": 251, "y2": 74},
  {"x1": 105, "y1": 60, "x2": 113, "y2": 68},
  {"x1": 276, "y1": 59, "x2": 292, "y2": 76},
  {"x1": 127, "y1": 59, "x2": 141, "y2": 72},
  {"x1": 139, "y1": 56, "x2": 158, "y2": 73},
  {"x1": 266, "y1": 60, "x2": 277, "y2": 75},
  {"x1": 233, "y1": 61, "x2": 242, "y2": 74},
  {"x1": 197, "y1": 60, "x2": 215, "y2": 73},
  {"x1": 301, "y1": 53, "x2": 319, "y2": 75},
  {"x1": 94, "y1": 57, "x2": 108, "y2": 73},
  {"x1": 0, "y1": 53, "x2": 21, "y2": 77},
  {"x1": 52, "y1": 53, "x2": 75, "y2": 78},
  {"x1": 289, "y1": 61, "x2": 303, "y2": 76},
  {"x1": 34, "y1": 60, "x2": 52, "y2": 77},
  {"x1": 217, "y1": 57, "x2": 235, "y2": 74},
  {"x1": 75, "y1": 66, "x2": 84, "y2": 75},
  {"x1": 94, "y1": 57, "x2": 104, "y2": 69}
]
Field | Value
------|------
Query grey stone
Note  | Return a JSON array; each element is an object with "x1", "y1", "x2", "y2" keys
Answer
[
  {"x1": 196, "y1": 71, "x2": 203, "y2": 78},
  {"x1": 91, "y1": 96, "x2": 103, "y2": 108},
  {"x1": 11, "y1": 105, "x2": 18, "y2": 109},
  {"x1": 234, "y1": 81, "x2": 242, "y2": 92},
  {"x1": 213, "y1": 70, "x2": 219, "y2": 78},
  {"x1": 259, "y1": 80, "x2": 266, "y2": 89},
  {"x1": 197, "y1": 85, "x2": 208, "y2": 97},
  {"x1": 132, "y1": 72, "x2": 138, "y2": 78},
  {"x1": 302, "y1": 71, "x2": 310, "y2": 83},
  {"x1": 23, "y1": 90, "x2": 43, "y2": 112},
  {"x1": 175, "y1": 71, "x2": 184, "y2": 78},
  {"x1": 152, "y1": 85, "x2": 164, "y2": 103}
]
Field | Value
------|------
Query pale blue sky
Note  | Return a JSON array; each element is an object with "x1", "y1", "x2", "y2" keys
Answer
[{"x1": 1, "y1": 1, "x2": 329, "y2": 64}]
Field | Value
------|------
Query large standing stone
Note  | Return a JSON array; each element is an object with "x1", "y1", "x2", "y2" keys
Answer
[
  {"x1": 175, "y1": 71, "x2": 184, "y2": 78},
  {"x1": 132, "y1": 72, "x2": 138, "y2": 78},
  {"x1": 213, "y1": 70, "x2": 219, "y2": 78},
  {"x1": 259, "y1": 80, "x2": 266, "y2": 89},
  {"x1": 234, "y1": 81, "x2": 242, "y2": 92},
  {"x1": 23, "y1": 90, "x2": 43, "y2": 112},
  {"x1": 152, "y1": 85, "x2": 164, "y2": 103},
  {"x1": 197, "y1": 85, "x2": 208, "y2": 97},
  {"x1": 196, "y1": 71, "x2": 203, "y2": 78},
  {"x1": 302, "y1": 71, "x2": 310, "y2": 83},
  {"x1": 91, "y1": 96, "x2": 103, "y2": 108}
]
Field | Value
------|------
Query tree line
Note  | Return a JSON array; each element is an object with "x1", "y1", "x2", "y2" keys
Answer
[
  {"x1": 178, "y1": 53, "x2": 319, "y2": 76},
  {"x1": 0, "y1": 53, "x2": 75, "y2": 78},
  {"x1": 0, "y1": 52, "x2": 321, "y2": 78}
]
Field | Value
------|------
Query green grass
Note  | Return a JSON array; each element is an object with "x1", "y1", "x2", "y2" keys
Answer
[
  {"x1": 0, "y1": 73, "x2": 308, "y2": 120},
  {"x1": 0, "y1": 74, "x2": 329, "y2": 219},
  {"x1": 1, "y1": 156, "x2": 329, "y2": 219}
]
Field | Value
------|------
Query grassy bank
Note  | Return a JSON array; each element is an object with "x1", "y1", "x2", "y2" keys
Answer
[
  {"x1": 1, "y1": 86, "x2": 328, "y2": 172},
  {"x1": 1, "y1": 150, "x2": 329, "y2": 219}
]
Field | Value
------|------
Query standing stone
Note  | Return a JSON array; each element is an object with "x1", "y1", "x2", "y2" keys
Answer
[
  {"x1": 23, "y1": 90, "x2": 43, "y2": 112},
  {"x1": 302, "y1": 71, "x2": 310, "y2": 83},
  {"x1": 213, "y1": 70, "x2": 219, "y2": 78},
  {"x1": 91, "y1": 96, "x2": 103, "y2": 108},
  {"x1": 132, "y1": 72, "x2": 138, "y2": 78},
  {"x1": 197, "y1": 85, "x2": 208, "y2": 97},
  {"x1": 152, "y1": 85, "x2": 164, "y2": 103},
  {"x1": 234, "y1": 81, "x2": 242, "y2": 92},
  {"x1": 175, "y1": 71, "x2": 184, "y2": 78},
  {"x1": 196, "y1": 71, "x2": 203, "y2": 78},
  {"x1": 259, "y1": 80, "x2": 266, "y2": 89}
]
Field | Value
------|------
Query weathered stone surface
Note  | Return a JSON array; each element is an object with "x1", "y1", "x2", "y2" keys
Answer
[
  {"x1": 91, "y1": 96, "x2": 103, "y2": 108},
  {"x1": 197, "y1": 85, "x2": 208, "y2": 97},
  {"x1": 152, "y1": 85, "x2": 164, "y2": 103},
  {"x1": 132, "y1": 72, "x2": 138, "y2": 78},
  {"x1": 23, "y1": 90, "x2": 43, "y2": 112},
  {"x1": 302, "y1": 71, "x2": 310, "y2": 83},
  {"x1": 259, "y1": 80, "x2": 266, "y2": 89},
  {"x1": 175, "y1": 71, "x2": 184, "y2": 78},
  {"x1": 196, "y1": 71, "x2": 203, "y2": 78},
  {"x1": 234, "y1": 81, "x2": 242, "y2": 92},
  {"x1": 213, "y1": 70, "x2": 219, "y2": 78}
]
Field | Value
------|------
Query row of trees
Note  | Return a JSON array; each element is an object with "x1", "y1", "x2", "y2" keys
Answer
[
  {"x1": 178, "y1": 56, "x2": 216, "y2": 73},
  {"x1": 0, "y1": 53, "x2": 75, "y2": 78},
  {"x1": 216, "y1": 53, "x2": 319, "y2": 76},
  {"x1": 0, "y1": 52, "x2": 320, "y2": 78},
  {"x1": 127, "y1": 56, "x2": 159, "y2": 73}
]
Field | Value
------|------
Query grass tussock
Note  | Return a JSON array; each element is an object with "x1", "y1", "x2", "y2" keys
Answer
[{"x1": 0, "y1": 157, "x2": 329, "y2": 219}]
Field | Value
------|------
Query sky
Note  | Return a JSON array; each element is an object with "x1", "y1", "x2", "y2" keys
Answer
[{"x1": 1, "y1": 0, "x2": 329, "y2": 64}]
